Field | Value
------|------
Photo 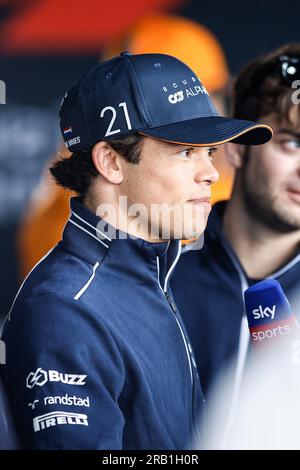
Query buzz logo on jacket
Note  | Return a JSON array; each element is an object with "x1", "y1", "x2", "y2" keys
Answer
[{"x1": 26, "y1": 368, "x2": 87, "y2": 389}]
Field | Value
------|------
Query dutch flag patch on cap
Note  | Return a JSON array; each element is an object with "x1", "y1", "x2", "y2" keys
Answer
[{"x1": 63, "y1": 126, "x2": 72, "y2": 135}]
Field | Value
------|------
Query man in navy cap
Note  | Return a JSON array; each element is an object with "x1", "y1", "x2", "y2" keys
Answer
[{"x1": 1, "y1": 52, "x2": 272, "y2": 450}]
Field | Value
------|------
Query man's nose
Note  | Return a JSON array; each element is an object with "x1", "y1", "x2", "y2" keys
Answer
[{"x1": 194, "y1": 158, "x2": 219, "y2": 185}]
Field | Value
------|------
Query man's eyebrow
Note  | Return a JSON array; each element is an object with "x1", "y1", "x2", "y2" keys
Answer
[{"x1": 277, "y1": 128, "x2": 300, "y2": 138}]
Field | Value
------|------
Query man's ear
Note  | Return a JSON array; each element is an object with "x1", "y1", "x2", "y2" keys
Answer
[
  {"x1": 224, "y1": 143, "x2": 246, "y2": 169},
  {"x1": 91, "y1": 142, "x2": 123, "y2": 184}
]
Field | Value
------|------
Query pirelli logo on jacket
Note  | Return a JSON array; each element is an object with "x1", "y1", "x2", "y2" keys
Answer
[{"x1": 33, "y1": 411, "x2": 88, "y2": 432}]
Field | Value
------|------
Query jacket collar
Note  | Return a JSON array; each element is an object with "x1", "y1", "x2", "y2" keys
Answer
[
  {"x1": 61, "y1": 197, "x2": 181, "y2": 289},
  {"x1": 203, "y1": 201, "x2": 243, "y2": 271},
  {"x1": 206, "y1": 200, "x2": 228, "y2": 243}
]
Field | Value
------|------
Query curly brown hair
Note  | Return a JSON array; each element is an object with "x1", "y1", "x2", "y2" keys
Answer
[
  {"x1": 49, "y1": 133, "x2": 144, "y2": 197},
  {"x1": 233, "y1": 43, "x2": 300, "y2": 129}
]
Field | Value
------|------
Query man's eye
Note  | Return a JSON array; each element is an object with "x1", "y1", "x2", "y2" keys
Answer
[
  {"x1": 179, "y1": 148, "x2": 193, "y2": 159},
  {"x1": 208, "y1": 147, "x2": 218, "y2": 160},
  {"x1": 281, "y1": 140, "x2": 300, "y2": 150}
]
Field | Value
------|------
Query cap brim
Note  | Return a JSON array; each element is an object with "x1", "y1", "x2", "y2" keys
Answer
[{"x1": 138, "y1": 116, "x2": 273, "y2": 146}]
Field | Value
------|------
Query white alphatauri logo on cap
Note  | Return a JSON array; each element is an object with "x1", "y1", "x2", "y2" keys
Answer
[{"x1": 168, "y1": 91, "x2": 184, "y2": 104}]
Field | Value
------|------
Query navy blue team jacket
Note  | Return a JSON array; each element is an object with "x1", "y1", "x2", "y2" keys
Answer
[{"x1": 1, "y1": 197, "x2": 203, "y2": 450}]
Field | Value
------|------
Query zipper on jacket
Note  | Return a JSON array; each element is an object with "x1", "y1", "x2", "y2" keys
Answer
[
  {"x1": 165, "y1": 292, "x2": 177, "y2": 313},
  {"x1": 156, "y1": 253, "x2": 194, "y2": 388},
  {"x1": 165, "y1": 291, "x2": 194, "y2": 388},
  {"x1": 157, "y1": 251, "x2": 206, "y2": 428}
]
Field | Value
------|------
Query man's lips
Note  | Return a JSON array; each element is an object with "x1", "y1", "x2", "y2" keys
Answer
[
  {"x1": 187, "y1": 197, "x2": 211, "y2": 204},
  {"x1": 287, "y1": 188, "x2": 300, "y2": 203}
]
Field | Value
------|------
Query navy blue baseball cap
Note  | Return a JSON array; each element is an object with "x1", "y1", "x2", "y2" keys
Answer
[{"x1": 60, "y1": 52, "x2": 273, "y2": 151}]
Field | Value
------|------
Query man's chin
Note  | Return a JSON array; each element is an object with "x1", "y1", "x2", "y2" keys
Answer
[{"x1": 265, "y1": 204, "x2": 300, "y2": 232}]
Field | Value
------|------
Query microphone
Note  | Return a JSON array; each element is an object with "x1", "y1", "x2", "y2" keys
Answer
[
  {"x1": 203, "y1": 279, "x2": 300, "y2": 450},
  {"x1": 244, "y1": 279, "x2": 300, "y2": 350}
]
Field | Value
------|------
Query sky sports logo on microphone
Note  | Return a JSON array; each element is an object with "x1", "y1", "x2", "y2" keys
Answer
[
  {"x1": 244, "y1": 279, "x2": 299, "y2": 345},
  {"x1": 250, "y1": 313, "x2": 292, "y2": 343},
  {"x1": 252, "y1": 305, "x2": 276, "y2": 320}
]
